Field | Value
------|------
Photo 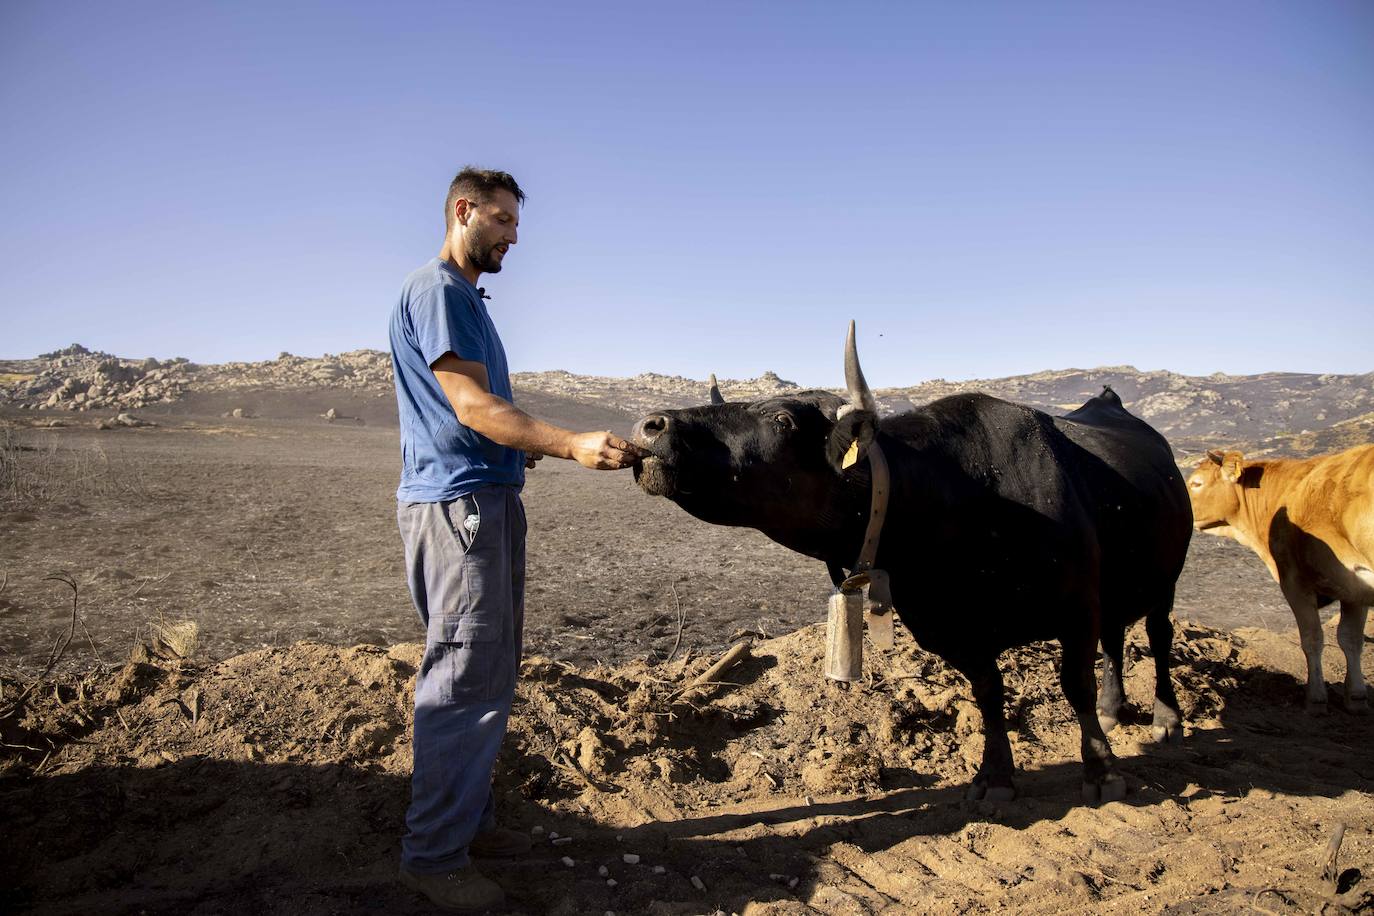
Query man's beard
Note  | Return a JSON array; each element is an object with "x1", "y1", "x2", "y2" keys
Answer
[{"x1": 465, "y1": 235, "x2": 504, "y2": 274}]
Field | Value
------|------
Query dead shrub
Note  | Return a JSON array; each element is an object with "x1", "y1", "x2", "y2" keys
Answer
[{"x1": 0, "y1": 424, "x2": 155, "y2": 506}]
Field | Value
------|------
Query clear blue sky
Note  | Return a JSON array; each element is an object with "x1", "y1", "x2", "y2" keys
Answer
[{"x1": 2, "y1": 1, "x2": 1371, "y2": 387}]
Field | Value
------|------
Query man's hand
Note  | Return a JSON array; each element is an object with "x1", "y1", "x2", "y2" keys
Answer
[
  {"x1": 570, "y1": 431, "x2": 645, "y2": 470},
  {"x1": 430, "y1": 354, "x2": 645, "y2": 470}
]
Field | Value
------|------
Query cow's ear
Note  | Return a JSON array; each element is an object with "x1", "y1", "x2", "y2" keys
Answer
[
  {"x1": 827, "y1": 408, "x2": 877, "y2": 473},
  {"x1": 1220, "y1": 450, "x2": 1245, "y2": 484},
  {"x1": 1206, "y1": 449, "x2": 1226, "y2": 465}
]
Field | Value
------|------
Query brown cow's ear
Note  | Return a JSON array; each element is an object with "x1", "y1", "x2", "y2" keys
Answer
[{"x1": 1221, "y1": 451, "x2": 1245, "y2": 484}]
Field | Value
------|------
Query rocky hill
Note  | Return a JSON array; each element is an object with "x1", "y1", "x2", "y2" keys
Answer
[
  {"x1": 2, "y1": 344, "x2": 1370, "y2": 457},
  {"x1": 885, "y1": 367, "x2": 1374, "y2": 457}
]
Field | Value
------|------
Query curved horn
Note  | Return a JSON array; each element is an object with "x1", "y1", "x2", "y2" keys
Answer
[
  {"x1": 843, "y1": 320, "x2": 877, "y2": 414},
  {"x1": 708, "y1": 373, "x2": 725, "y2": 405}
]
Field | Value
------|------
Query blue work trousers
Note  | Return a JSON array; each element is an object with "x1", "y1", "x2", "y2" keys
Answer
[{"x1": 397, "y1": 486, "x2": 526, "y2": 873}]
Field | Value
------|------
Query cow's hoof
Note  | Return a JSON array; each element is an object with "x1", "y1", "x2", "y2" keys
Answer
[
  {"x1": 1081, "y1": 774, "x2": 1126, "y2": 805},
  {"x1": 1343, "y1": 695, "x2": 1369, "y2": 716},
  {"x1": 1305, "y1": 699, "x2": 1330, "y2": 717},
  {"x1": 1150, "y1": 722, "x2": 1183, "y2": 744},
  {"x1": 965, "y1": 781, "x2": 1016, "y2": 803}
]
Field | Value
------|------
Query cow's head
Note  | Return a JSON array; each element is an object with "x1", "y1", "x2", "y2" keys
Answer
[
  {"x1": 632, "y1": 323, "x2": 880, "y2": 556},
  {"x1": 1186, "y1": 449, "x2": 1247, "y2": 531}
]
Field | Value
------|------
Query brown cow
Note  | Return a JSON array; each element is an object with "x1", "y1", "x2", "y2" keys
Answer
[{"x1": 1187, "y1": 443, "x2": 1374, "y2": 714}]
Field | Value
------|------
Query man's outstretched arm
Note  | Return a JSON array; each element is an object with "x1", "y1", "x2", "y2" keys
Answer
[{"x1": 430, "y1": 353, "x2": 642, "y2": 470}]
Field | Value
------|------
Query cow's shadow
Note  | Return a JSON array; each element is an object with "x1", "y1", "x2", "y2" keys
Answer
[
  {"x1": 626, "y1": 640, "x2": 1371, "y2": 807},
  {"x1": 590, "y1": 652, "x2": 1374, "y2": 909},
  {"x1": 1269, "y1": 505, "x2": 1366, "y2": 610}
]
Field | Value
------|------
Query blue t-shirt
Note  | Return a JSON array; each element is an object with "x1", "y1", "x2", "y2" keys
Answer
[{"x1": 390, "y1": 258, "x2": 525, "y2": 501}]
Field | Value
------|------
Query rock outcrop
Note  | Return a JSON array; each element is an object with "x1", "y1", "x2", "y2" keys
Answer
[
  {"x1": 1, "y1": 344, "x2": 1370, "y2": 456},
  {"x1": 3, "y1": 345, "x2": 194, "y2": 412}
]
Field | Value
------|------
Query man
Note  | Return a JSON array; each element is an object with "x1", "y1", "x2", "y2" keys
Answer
[{"x1": 390, "y1": 167, "x2": 641, "y2": 911}]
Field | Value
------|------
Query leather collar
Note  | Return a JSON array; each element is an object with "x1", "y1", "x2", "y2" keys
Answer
[{"x1": 834, "y1": 440, "x2": 894, "y2": 617}]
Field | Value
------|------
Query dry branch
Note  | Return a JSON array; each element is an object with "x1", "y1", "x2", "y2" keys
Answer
[
  {"x1": 0, "y1": 573, "x2": 79, "y2": 718},
  {"x1": 1322, "y1": 822, "x2": 1347, "y2": 887},
  {"x1": 129, "y1": 572, "x2": 170, "y2": 598},
  {"x1": 687, "y1": 642, "x2": 752, "y2": 690},
  {"x1": 553, "y1": 751, "x2": 620, "y2": 794},
  {"x1": 664, "y1": 581, "x2": 686, "y2": 664},
  {"x1": 663, "y1": 679, "x2": 746, "y2": 707},
  {"x1": 79, "y1": 614, "x2": 106, "y2": 670}
]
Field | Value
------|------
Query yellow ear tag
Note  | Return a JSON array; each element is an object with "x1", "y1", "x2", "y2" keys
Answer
[{"x1": 842, "y1": 439, "x2": 860, "y2": 469}]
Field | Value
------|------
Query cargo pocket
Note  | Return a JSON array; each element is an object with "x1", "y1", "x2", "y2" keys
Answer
[
  {"x1": 427, "y1": 617, "x2": 503, "y2": 703},
  {"x1": 439, "y1": 493, "x2": 482, "y2": 554}
]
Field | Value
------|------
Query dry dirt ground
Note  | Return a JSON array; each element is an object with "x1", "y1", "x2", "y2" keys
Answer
[{"x1": 2, "y1": 409, "x2": 1372, "y2": 914}]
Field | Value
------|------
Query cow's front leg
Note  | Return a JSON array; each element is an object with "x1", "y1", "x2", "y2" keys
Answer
[
  {"x1": 961, "y1": 659, "x2": 1016, "y2": 802},
  {"x1": 1061, "y1": 632, "x2": 1125, "y2": 804},
  {"x1": 1284, "y1": 584, "x2": 1328, "y2": 714},
  {"x1": 1337, "y1": 601, "x2": 1369, "y2": 714},
  {"x1": 1096, "y1": 622, "x2": 1126, "y2": 733}
]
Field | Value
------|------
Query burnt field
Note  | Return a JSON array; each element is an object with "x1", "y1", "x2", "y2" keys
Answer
[
  {"x1": 2, "y1": 407, "x2": 1372, "y2": 914},
  {"x1": 0, "y1": 411, "x2": 1304, "y2": 675}
]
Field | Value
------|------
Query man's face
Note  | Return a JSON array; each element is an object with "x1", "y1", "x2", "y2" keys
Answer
[{"x1": 459, "y1": 189, "x2": 520, "y2": 274}]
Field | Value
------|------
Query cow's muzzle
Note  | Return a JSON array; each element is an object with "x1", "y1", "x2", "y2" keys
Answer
[
  {"x1": 633, "y1": 455, "x2": 676, "y2": 496},
  {"x1": 632, "y1": 414, "x2": 678, "y2": 496},
  {"x1": 633, "y1": 413, "x2": 673, "y2": 446}
]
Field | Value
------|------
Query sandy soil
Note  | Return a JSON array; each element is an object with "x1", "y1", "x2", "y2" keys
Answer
[
  {"x1": 3, "y1": 619, "x2": 1372, "y2": 914},
  {"x1": 2, "y1": 409, "x2": 1372, "y2": 914}
]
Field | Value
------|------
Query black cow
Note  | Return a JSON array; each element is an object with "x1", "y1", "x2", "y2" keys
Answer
[{"x1": 632, "y1": 324, "x2": 1192, "y2": 803}]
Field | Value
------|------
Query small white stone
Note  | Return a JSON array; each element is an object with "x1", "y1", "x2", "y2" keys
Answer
[
  {"x1": 804, "y1": 795, "x2": 815, "y2": 806},
  {"x1": 531, "y1": 825, "x2": 545, "y2": 835},
  {"x1": 622, "y1": 854, "x2": 640, "y2": 865},
  {"x1": 604, "y1": 912, "x2": 616, "y2": 916},
  {"x1": 788, "y1": 877, "x2": 799, "y2": 889},
  {"x1": 598, "y1": 865, "x2": 609, "y2": 877},
  {"x1": 552, "y1": 836, "x2": 574, "y2": 846},
  {"x1": 652, "y1": 865, "x2": 666, "y2": 875},
  {"x1": 606, "y1": 878, "x2": 617, "y2": 888},
  {"x1": 616, "y1": 834, "x2": 623, "y2": 842},
  {"x1": 548, "y1": 831, "x2": 560, "y2": 840},
  {"x1": 769, "y1": 873, "x2": 786, "y2": 882},
  {"x1": 691, "y1": 875, "x2": 707, "y2": 892},
  {"x1": 735, "y1": 846, "x2": 745, "y2": 855},
  {"x1": 561, "y1": 856, "x2": 575, "y2": 868}
]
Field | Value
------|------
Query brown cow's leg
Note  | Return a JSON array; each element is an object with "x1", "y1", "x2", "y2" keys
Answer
[
  {"x1": 1096, "y1": 623, "x2": 1126, "y2": 734},
  {"x1": 1061, "y1": 632, "x2": 1125, "y2": 804},
  {"x1": 1337, "y1": 601, "x2": 1369, "y2": 715},
  {"x1": 961, "y1": 658, "x2": 1017, "y2": 802},
  {"x1": 1284, "y1": 584, "x2": 1328, "y2": 714},
  {"x1": 1145, "y1": 601, "x2": 1183, "y2": 743}
]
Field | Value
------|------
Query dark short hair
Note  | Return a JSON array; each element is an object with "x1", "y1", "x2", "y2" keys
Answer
[{"x1": 445, "y1": 167, "x2": 526, "y2": 231}]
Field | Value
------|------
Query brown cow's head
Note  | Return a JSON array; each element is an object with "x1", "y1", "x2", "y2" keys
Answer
[{"x1": 1186, "y1": 449, "x2": 1246, "y2": 531}]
